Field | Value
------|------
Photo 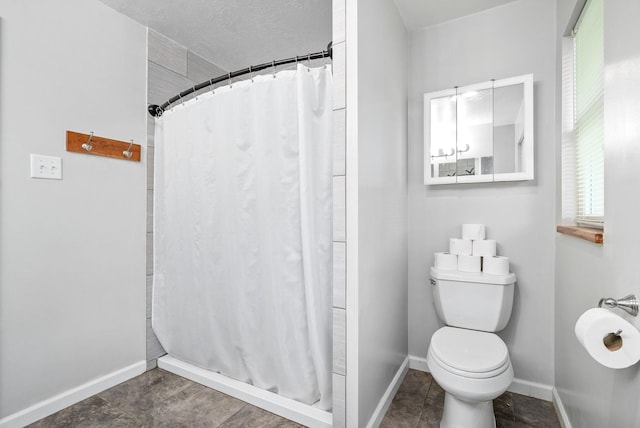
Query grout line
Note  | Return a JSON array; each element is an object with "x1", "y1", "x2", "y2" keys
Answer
[{"x1": 216, "y1": 403, "x2": 249, "y2": 428}]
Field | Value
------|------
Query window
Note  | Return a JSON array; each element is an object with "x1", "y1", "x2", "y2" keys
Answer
[{"x1": 567, "y1": 0, "x2": 604, "y2": 228}]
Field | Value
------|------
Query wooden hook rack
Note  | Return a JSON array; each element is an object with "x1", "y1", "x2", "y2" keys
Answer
[{"x1": 66, "y1": 130, "x2": 141, "y2": 162}]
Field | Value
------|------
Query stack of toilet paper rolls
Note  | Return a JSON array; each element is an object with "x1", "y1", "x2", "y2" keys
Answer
[{"x1": 433, "y1": 224, "x2": 510, "y2": 275}]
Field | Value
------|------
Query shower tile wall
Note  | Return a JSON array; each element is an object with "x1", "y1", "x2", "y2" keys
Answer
[
  {"x1": 332, "y1": 0, "x2": 347, "y2": 425},
  {"x1": 146, "y1": 29, "x2": 226, "y2": 365}
]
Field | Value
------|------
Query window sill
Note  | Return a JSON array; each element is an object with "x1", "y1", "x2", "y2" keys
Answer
[{"x1": 556, "y1": 225, "x2": 604, "y2": 244}]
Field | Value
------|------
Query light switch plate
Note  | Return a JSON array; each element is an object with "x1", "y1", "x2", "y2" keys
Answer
[{"x1": 30, "y1": 154, "x2": 62, "y2": 180}]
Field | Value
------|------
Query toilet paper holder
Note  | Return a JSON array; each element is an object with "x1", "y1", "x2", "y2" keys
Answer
[{"x1": 598, "y1": 294, "x2": 639, "y2": 317}]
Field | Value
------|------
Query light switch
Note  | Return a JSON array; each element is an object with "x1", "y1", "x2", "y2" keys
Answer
[{"x1": 30, "y1": 154, "x2": 62, "y2": 180}]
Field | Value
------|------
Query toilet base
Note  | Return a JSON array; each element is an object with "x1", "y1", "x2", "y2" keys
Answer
[{"x1": 440, "y1": 392, "x2": 495, "y2": 428}]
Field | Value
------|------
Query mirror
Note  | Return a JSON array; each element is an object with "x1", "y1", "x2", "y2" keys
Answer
[{"x1": 424, "y1": 74, "x2": 533, "y2": 185}]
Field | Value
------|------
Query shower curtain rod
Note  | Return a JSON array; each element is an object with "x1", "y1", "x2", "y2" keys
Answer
[{"x1": 148, "y1": 42, "x2": 333, "y2": 117}]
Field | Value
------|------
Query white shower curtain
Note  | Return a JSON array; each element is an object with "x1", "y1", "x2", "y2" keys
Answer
[{"x1": 152, "y1": 64, "x2": 333, "y2": 409}]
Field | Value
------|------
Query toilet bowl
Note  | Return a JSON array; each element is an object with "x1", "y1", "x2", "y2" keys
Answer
[{"x1": 427, "y1": 326, "x2": 513, "y2": 428}]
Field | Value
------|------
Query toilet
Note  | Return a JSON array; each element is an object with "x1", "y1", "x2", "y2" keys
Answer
[{"x1": 427, "y1": 266, "x2": 516, "y2": 428}]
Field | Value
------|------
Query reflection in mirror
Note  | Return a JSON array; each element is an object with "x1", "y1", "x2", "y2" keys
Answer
[
  {"x1": 456, "y1": 87, "x2": 493, "y2": 178},
  {"x1": 430, "y1": 94, "x2": 456, "y2": 178},
  {"x1": 493, "y1": 83, "x2": 525, "y2": 174}
]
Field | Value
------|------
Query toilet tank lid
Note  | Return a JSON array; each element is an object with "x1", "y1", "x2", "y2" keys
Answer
[{"x1": 430, "y1": 267, "x2": 516, "y2": 285}]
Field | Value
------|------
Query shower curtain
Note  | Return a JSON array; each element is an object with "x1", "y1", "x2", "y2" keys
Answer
[{"x1": 152, "y1": 64, "x2": 333, "y2": 409}]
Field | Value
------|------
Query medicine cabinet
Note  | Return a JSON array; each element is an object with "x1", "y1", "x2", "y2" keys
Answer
[{"x1": 424, "y1": 74, "x2": 534, "y2": 185}]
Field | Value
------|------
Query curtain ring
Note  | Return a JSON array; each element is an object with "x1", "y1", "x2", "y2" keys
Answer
[
  {"x1": 249, "y1": 65, "x2": 253, "y2": 83},
  {"x1": 228, "y1": 72, "x2": 232, "y2": 88},
  {"x1": 272, "y1": 60, "x2": 276, "y2": 78},
  {"x1": 193, "y1": 85, "x2": 198, "y2": 100}
]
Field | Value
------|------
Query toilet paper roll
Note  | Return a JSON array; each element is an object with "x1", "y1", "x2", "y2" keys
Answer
[
  {"x1": 483, "y1": 256, "x2": 510, "y2": 275},
  {"x1": 472, "y1": 240, "x2": 497, "y2": 257},
  {"x1": 434, "y1": 252, "x2": 458, "y2": 270},
  {"x1": 457, "y1": 255, "x2": 481, "y2": 272},
  {"x1": 574, "y1": 308, "x2": 640, "y2": 369},
  {"x1": 449, "y1": 238, "x2": 473, "y2": 256},
  {"x1": 462, "y1": 224, "x2": 486, "y2": 240}
]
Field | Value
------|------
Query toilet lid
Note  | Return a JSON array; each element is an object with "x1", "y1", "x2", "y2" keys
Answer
[{"x1": 430, "y1": 327, "x2": 509, "y2": 374}]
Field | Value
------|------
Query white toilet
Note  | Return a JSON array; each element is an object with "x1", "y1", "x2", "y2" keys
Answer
[{"x1": 427, "y1": 266, "x2": 516, "y2": 428}]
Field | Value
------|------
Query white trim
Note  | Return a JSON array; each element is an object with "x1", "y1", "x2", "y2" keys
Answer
[
  {"x1": 365, "y1": 356, "x2": 409, "y2": 428},
  {"x1": 345, "y1": 0, "x2": 359, "y2": 425},
  {"x1": 408, "y1": 355, "x2": 554, "y2": 402},
  {"x1": 552, "y1": 387, "x2": 573, "y2": 428},
  {"x1": 507, "y1": 378, "x2": 553, "y2": 401},
  {"x1": 0, "y1": 361, "x2": 146, "y2": 428},
  {"x1": 408, "y1": 355, "x2": 430, "y2": 372},
  {"x1": 158, "y1": 355, "x2": 332, "y2": 428}
]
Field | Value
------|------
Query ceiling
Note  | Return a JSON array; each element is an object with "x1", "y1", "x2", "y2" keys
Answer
[
  {"x1": 98, "y1": 0, "x2": 520, "y2": 70},
  {"x1": 98, "y1": 0, "x2": 331, "y2": 71},
  {"x1": 393, "y1": 0, "x2": 521, "y2": 30}
]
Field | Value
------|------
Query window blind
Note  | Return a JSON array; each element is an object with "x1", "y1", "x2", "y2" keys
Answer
[{"x1": 573, "y1": 0, "x2": 604, "y2": 227}]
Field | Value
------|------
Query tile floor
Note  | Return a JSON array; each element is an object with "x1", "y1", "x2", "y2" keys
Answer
[
  {"x1": 380, "y1": 370, "x2": 561, "y2": 428},
  {"x1": 28, "y1": 369, "x2": 303, "y2": 428},
  {"x1": 29, "y1": 368, "x2": 561, "y2": 427}
]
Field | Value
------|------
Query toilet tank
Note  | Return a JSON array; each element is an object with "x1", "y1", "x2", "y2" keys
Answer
[{"x1": 430, "y1": 267, "x2": 516, "y2": 332}]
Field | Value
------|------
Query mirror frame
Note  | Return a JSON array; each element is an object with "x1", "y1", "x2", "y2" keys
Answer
[{"x1": 423, "y1": 74, "x2": 534, "y2": 185}]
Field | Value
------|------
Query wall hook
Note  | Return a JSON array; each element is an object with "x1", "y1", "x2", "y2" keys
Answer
[
  {"x1": 431, "y1": 148, "x2": 456, "y2": 159},
  {"x1": 457, "y1": 143, "x2": 471, "y2": 154},
  {"x1": 123, "y1": 140, "x2": 134, "y2": 159},
  {"x1": 82, "y1": 132, "x2": 94, "y2": 152},
  {"x1": 599, "y1": 294, "x2": 639, "y2": 316}
]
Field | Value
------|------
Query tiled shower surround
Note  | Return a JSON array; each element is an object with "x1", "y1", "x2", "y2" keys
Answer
[
  {"x1": 145, "y1": 9, "x2": 348, "y2": 422},
  {"x1": 145, "y1": 29, "x2": 227, "y2": 363},
  {"x1": 331, "y1": 0, "x2": 347, "y2": 425}
]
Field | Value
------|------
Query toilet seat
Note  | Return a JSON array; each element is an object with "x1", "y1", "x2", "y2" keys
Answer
[{"x1": 430, "y1": 327, "x2": 510, "y2": 379}]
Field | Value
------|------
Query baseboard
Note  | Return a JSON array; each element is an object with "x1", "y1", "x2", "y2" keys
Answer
[
  {"x1": 508, "y1": 378, "x2": 553, "y2": 401},
  {"x1": 552, "y1": 387, "x2": 572, "y2": 428},
  {"x1": 365, "y1": 356, "x2": 409, "y2": 428},
  {"x1": 408, "y1": 355, "x2": 429, "y2": 372},
  {"x1": 408, "y1": 354, "x2": 554, "y2": 402},
  {"x1": 0, "y1": 360, "x2": 146, "y2": 428},
  {"x1": 158, "y1": 355, "x2": 332, "y2": 428}
]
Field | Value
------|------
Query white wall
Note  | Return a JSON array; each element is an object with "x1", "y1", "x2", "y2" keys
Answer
[
  {"x1": 407, "y1": 0, "x2": 557, "y2": 388},
  {"x1": 346, "y1": 0, "x2": 408, "y2": 425},
  {"x1": 554, "y1": 0, "x2": 640, "y2": 426},
  {"x1": 0, "y1": 0, "x2": 147, "y2": 420}
]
